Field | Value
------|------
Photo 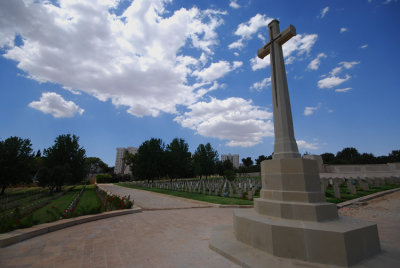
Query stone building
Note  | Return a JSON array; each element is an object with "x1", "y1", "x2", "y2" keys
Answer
[
  {"x1": 114, "y1": 147, "x2": 138, "y2": 175},
  {"x1": 221, "y1": 154, "x2": 239, "y2": 169}
]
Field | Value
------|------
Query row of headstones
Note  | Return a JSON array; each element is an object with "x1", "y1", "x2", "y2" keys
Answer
[
  {"x1": 133, "y1": 178, "x2": 262, "y2": 200},
  {"x1": 130, "y1": 175, "x2": 400, "y2": 201},
  {"x1": 320, "y1": 176, "x2": 400, "y2": 199}
]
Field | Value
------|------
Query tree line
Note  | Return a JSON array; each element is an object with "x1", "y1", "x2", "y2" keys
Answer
[
  {"x1": 320, "y1": 147, "x2": 400, "y2": 165},
  {"x1": 124, "y1": 138, "x2": 224, "y2": 182},
  {"x1": 124, "y1": 137, "x2": 277, "y2": 181},
  {"x1": 0, "y1": 135, "x2": 110, "y2": 195}
]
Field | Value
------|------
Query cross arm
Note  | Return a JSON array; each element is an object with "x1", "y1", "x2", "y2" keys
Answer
[
  {"x1": 277, "y1": 24, "x2": 296, "y2": 45},
  {"x1": 257, "y1": 24, "x2": 297, "y2": 59},
  {"x1": 257, "y1": 41, "x2": 271, "y2": 59}
]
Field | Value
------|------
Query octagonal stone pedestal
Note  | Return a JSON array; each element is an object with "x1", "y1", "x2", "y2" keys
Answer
[{"x1": 210, "y1": 158, "x2": 381, "y2": 267}]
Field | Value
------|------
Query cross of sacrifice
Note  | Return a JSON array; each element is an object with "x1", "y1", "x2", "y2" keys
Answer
[{"x1": 257, "y1": 20, "x2": 300, "y2": 159}]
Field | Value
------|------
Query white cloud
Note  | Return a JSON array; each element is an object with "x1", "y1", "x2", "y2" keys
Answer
[
  {"x1": 383, "y1": 0, "x2": 398, "y2": 4},
  {"x1": 335, "y1": 87, "x2": 352, "y2": 93},
  {"x1": 29, "y1": 92, "x2": 84, "y2": 118},
  {"x1": 340, "y1": 27, "x2": 348, "y2": 33},
  {"x1": 229, "y1": 14, "x2": 273, "y2": 50},
  {"x1": 251, "y1": 33, "x2": 318, "y2": 71},
  {"x1": 318, "y1": 61, "x2": 359, "y2": 89},
  {"x1": 307, "y1": 53, "x2": 327, "y2": 70},
  {"x1": 361, "y1": 44, "x2": 368, "y2": 49},
  {"x1": 174, "y1": 97, "x2": 273, "y2": 147},
  {"x1": 318, "y1": 75, "x2": 351, "y2": 89},
  {"x1": 229, "y1": 0, "x2": 240, "y2": 9},
  {"x1": 193, "y1": 60, "x2": 242, "y2": 82},
  {"x1": 319, "y1": 6, "x2": 329, "y2": 18},
  {"x1": 297, "y1": 140, "x2": 319, "y2": 150},
  {"x1": 228, "y1": 40, "x2": 245, "y2": 50},
  {"x1": 233, "y1": 52, "x2": 239, "y2": 56},
  {"x1": 304, "y1": 106, "x2": 318, "y2": 116},
  {"x1": 340, "y1": 61, "x2": 360, "y2": 69},
  {"x1": 250, "y1": 56, "x2": 270, "y2": 71},
  {"x1": 250, "y1": 77, "x2": 271, "y2": 92},
  {"x1": 330, "y1": 67, "x2": 343, "y2": 76},
  {"x1": 0, "y1": 0, "x2": 227, "y2": 117},
  {"x1": 257, "y1": 33, "x2": 266, "y2": 43}
]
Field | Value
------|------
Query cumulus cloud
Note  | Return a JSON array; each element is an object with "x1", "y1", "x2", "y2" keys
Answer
[
  {"x1": 304, "y1": 106, "x2": 318, "y2": 116},
  {"x1": 229, "y1": 14, "x2": 273, "y2": 50},
  {"x1": 307, "y1": 53, "x2": 327, "y2": 70},
  {"x1": 251, "y1": 33, "x2": 318, "y2": 71},
  {"x1": 319, "y1": 6, "x2": 329, "y2": 18},
  {"x1": 297, "y1": 140, "x2": 319, "y2": 150},
  {"x1": 174, "y1": 97, "x2": 273, "y2": 147},
  {"x1": 318, "y1": 75, "x2": 351, "y2": 89},
  {"x1": 0, "y1": 0, "x2": 227, "y2": 117},
  {"x1": 340, "y1": 61, "x2": 360, "y2": 69},
  {"x1": 192, "y1": 60, "x2": 242, "y2": 82},
  {"x1": 335, "y1": 87, "x2": 352, "y2": 93},
  {"x1": 29, "y1": 92, "x2": 84, "y2": 118},
  {"x1": 250, "y1": 77, "x2": 271, "y2": 92},
  {"x1": 340, "y1": 27, "x2": 348, "y2": 33},
  {"x1": 360, "y1": 44, "x2": 368, "y2": 49},
  {"x1": 229, "y1": 0, "x2": 240, "y2": 9},
  {"x1": 318, "y1": 61, "x2": 359, "y2": 89}
]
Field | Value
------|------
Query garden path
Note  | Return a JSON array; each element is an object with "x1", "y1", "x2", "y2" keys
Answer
[{"x1": 98, "y1": 183, "x2": 214, "y2": 210}]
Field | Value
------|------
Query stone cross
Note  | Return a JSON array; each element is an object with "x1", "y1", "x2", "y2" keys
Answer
[{"x1": 258, "y1": 20, "x2": 300, "y2": 159}]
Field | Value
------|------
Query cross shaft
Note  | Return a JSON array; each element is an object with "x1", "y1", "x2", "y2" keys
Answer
[{"x1": 258, "y1": 20, "x2": 300, "y2": 159}]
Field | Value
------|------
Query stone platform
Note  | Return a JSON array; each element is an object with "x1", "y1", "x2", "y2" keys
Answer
[
  {"x1": 210, "y1": 224, "x2": 397, "y2": 268},
  {"x1": 233, "y1": 209, "x2": 380, "y2": 266},
  {"x1": 210, "y1": 158, "x2": 382, "y2": 267}
]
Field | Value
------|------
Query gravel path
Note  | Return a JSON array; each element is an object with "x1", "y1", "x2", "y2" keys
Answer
[
  {"x1": 339, "y1": 190, "x2": 400, "y2": 250},
  {"x1": 98, "y1": 183, "x2": 214, "y2": 210}
]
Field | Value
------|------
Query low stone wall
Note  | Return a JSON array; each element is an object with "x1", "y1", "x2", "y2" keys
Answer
[{"x1": 322, "y1": 163, "x2": 400, "y2": 174}]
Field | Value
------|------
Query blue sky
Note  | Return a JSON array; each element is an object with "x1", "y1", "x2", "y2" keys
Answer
[{"x1": 1, "y1": 0, "x2": 399, "y2": 166}]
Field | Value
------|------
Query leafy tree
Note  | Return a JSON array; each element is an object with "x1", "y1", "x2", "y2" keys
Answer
[
  {"x1": 85, "y1": 157, "x2": 108, "y2": 174},
  {"x1": 0, "y1": 137, "x2": 35, "y2": 195},
  {"x1": 40, "y1": 134, "x2": 87, "y2": 191},
  {"x1": 255, "y1": 154, "x2": 272, "y2": 166},
  {"x1": 241, "y1": 157, "x2": 253, "y2": 167},
  {"x1": 321, "y1": 153, "x2": 335, "y2": 164},
  {"x1": 165, "y1": 138, "x2": 192, "y2": 180},
  {"x1": 193, "y1": 143, "x2": 218, "y2": 179},
  {"x1": 255, "y1": 155, "x2": 267, "y2": 166},
  {"x1": 37, "y1": 165, "x2": 71, "y2": 193},
  {"x1": 216, "y1": 159, "x2": 236, "y2": 181},
  {"x1": 128, "y1": 138, "x2": 166, "y2": 182},
  {"x1": 336, "y1": 147, "x2": 360, "y2": 164},
  {"x1": 358, "y1": 153, "x2": 377, "y2": 164},
  {"x1": 388, "y1": 150, "x2": 400, "y2": 163}
]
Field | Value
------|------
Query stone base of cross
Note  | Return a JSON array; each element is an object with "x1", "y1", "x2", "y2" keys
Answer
[{"x1": 210, "y1": 20, "x2": 381, "y2": 267}]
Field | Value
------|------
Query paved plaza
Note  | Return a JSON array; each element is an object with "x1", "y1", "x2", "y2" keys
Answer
[{"x1": 0, "y1": 185, "x2": 399, "y2": 268}]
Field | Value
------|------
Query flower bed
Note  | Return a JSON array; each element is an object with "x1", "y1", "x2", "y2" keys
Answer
[{"x1": 95, "y1": 185, "x2": 133, "y2": 211}]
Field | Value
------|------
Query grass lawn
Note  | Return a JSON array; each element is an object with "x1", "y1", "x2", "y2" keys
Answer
[
  {"x1": 70, "y1": 185, "x2": 103, "y2": 216},
  {"x1": 325, "y1": 184, "x2": 399, "y2": 203},
  {"x1": 115, "y1": 183, "x2": 254, "y2": 205},
  {"x1": 3, "y1": 187, "x2": 42, "y2": 195},
  {"x1": 21, "y1": 188, "x2": 81, "y2": 225},
  {"x1": 116, "y1": 182, "x2": 399, "y2": 206}
]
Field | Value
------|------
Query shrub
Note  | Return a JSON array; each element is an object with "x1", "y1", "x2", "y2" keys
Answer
[{"x1": 96, "y1": 174, "x2": 114, "y2": 183}]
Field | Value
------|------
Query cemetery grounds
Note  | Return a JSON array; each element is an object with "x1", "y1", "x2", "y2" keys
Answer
[
  {"x1": 116, "y1": 175, "x2": 400, "y2": 205},
  {"x1": 1, "y1": 175, "x2": 398, "y2": 234},
  {"x1": 0, "y1": 184, "x2": 133, "y2": 234}
]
